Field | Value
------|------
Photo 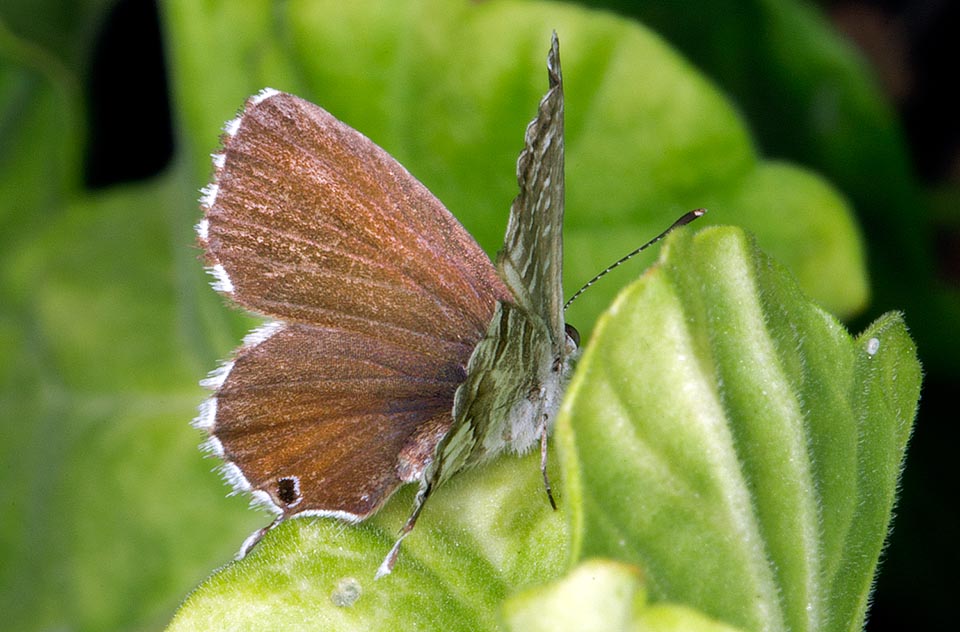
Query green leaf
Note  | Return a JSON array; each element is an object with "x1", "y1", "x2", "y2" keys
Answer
[
  {"x1": 0, "y1": 12, "x2": 83, "y2": 248},
  {"x1": 170, "y1": 223, "x2": 915, "y2": 630},
  {"x1": 580, "y1": 0, "x2": 958, "y2": 373},
  {"x1": 164, "y1": 0, "x2": 868, "y2": 328},
  {"x1": 169, "y1": 452, "x2": 567, "y2": 631},
  {"x1": 0, "y1": 179, "x2": 264, "y2": 631},
  {"x1": 557, "y1": 225, "x2": 920, "y2": 632},
  {"x1": 0, "y1": 0, "x2": 898, "y2": 630},
  {"x1": 503, "y1": 558, "x2": 747, "y2": 632}
]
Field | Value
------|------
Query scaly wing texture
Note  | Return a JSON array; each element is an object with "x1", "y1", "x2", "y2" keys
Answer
[
  {"x1": 195, "y1": 89, "x2": 511, "y2": 518},
  {"x1": 376, "y1": 35, "x2": 571, "y2": 577},
  {"x1": 496, "y1": 34, "x2": 565, "y2": 352},
  {"x1": 199, "y1": 90, "x2": 510, "y2": 361},
  {"x1": 439, "y1": 32, "x2": 568, "y2": 481},
  {"x1": 196, "y1": 323, "x2": 461, "y2": 519}
]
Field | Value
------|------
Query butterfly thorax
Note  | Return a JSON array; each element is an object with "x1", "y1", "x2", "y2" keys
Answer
[{"x1": 427, "y1": 300, "x2": 577, "y2": 489}]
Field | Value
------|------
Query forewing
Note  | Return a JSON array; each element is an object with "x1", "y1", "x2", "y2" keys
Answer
[
  {"x1": 198, "y1": 89, "x2": 511, "y2": 360},
  {"x1": 196, "y1": 322, "x2": 460, "y2": 519},
  {"x1": 496, "y1": 34, "x2": 565, "y2": 350},
  {"x1": 402, "y1": 34, "x2": 569, "y2": 526}
]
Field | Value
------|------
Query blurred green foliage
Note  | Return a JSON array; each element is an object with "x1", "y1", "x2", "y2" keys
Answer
[{"x1": 0, "y1": 0, "x2": 939, "y2": 630}]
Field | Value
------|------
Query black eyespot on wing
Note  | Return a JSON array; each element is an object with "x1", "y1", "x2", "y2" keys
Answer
[{"x1": 277, "y1": 476, "x2": 301, "y2": 505}]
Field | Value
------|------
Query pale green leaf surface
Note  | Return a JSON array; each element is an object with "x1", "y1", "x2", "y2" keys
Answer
[
  {"x1": 169, "y1": 451, "x2": 567, "y2": 631},
  {"x1": 558, "y1": 225, "x2": 920, "y2": 632},
  {"x1": 169, "y1": 223, "x2": 916, "y2": 630},
  {"x1": 502, "y1": 558, "x2": 746, "y2": 632}
]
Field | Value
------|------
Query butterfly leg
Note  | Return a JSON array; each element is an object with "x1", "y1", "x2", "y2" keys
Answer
[
  {"x1": 235, "y1": 514, "x2": 284, "y2": 560},
  {"x1": 539, "y1": 416, "x2": 557, "y2": 510},
  {"x1": 376, "y1": 481, "x2": 434, "y2": 578}
]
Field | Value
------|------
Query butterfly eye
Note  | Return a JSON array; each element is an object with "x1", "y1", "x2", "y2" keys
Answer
[
  {"x1": 277, "y1": 476, "x2": 302, "y2": 506},
  {"x1": 564, "y1": 323, "x2": 581, "y2": 347}
]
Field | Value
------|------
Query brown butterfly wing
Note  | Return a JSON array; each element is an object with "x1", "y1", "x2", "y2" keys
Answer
[
  {"x1": 199, "y1": 90, "x2": 510, "y2": 357},
  {"x1": 198, "y1": 323, "x2": 460, "y2": 519},
  {"x1": 196, "y1": 90, "x2": 511, "y2": 520}
]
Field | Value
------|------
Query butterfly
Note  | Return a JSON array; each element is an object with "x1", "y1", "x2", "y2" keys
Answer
[{"x1": 193, "y1": 33, "x2": 577, "y2": 577}]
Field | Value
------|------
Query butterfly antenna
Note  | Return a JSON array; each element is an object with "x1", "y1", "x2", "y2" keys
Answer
[{"x1": 563, "y1": 209, "x2": 706, "y2": 310}]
